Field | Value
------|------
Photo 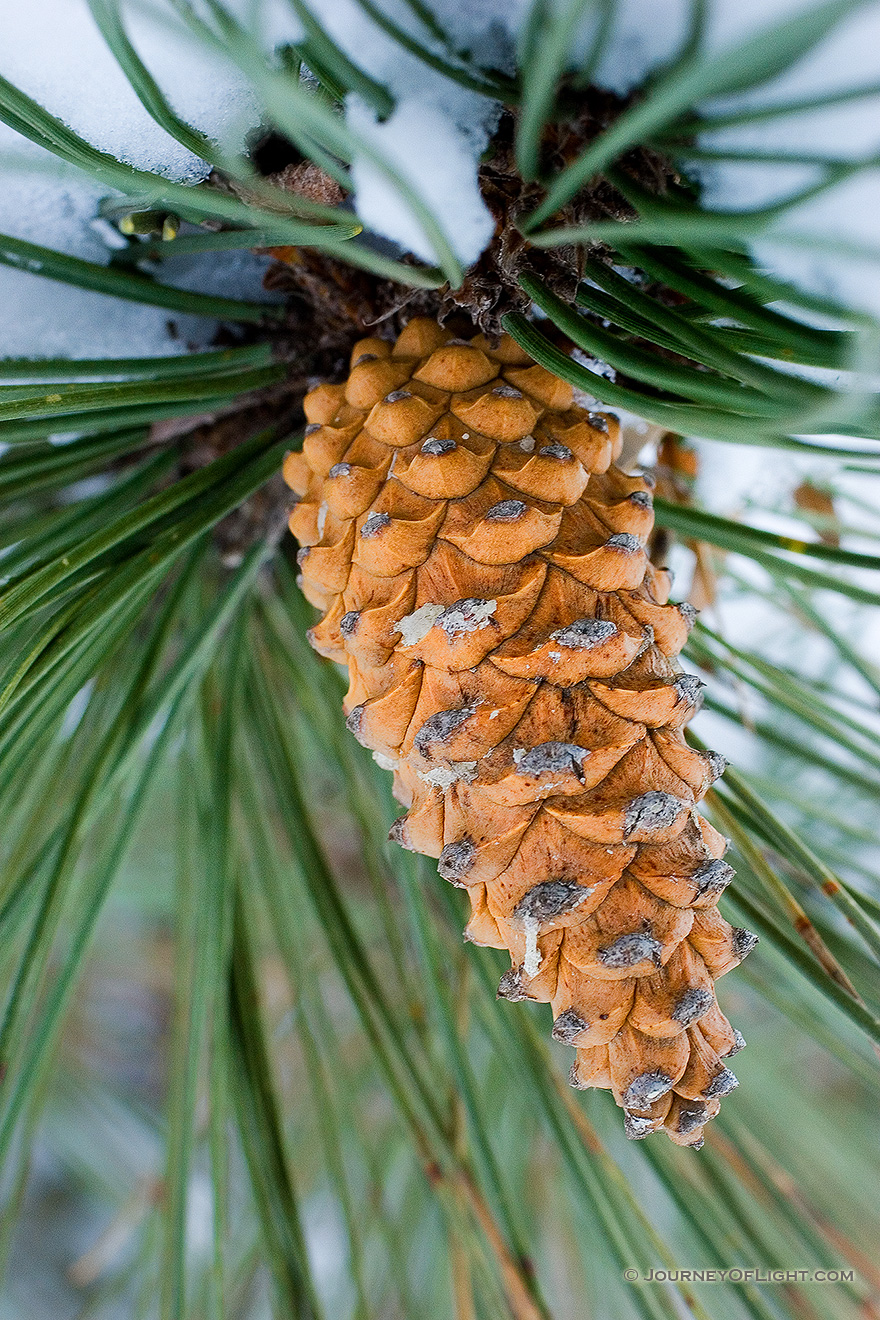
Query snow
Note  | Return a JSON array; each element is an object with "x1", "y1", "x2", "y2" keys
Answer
[
  {"x1": 590, "y1": 0, "x2": 692, "y2": 92},
  {"x1": 324, "y1": 0, "x2": 880, "y2": 309},
  {"x1": 347, "y1": 96, "x2": 496, "y2": 266},
  {"x1": 0, "y1": 133, "x2": 215, "y2": 358},
  {"x1": 0, "y1": 125, "x2": 278, "y2": 358},
  {"x1": 418, "y1": 762, "x2": 478, "y2": 790},
  {"x1": 306, "y1": 0, "x2": 511, "y2": 267},
  {"x1": 0, "y1": 0, "x2": 256, "y2": 179},
  {"x1": 397, "y1": 602, "x2": 445, "y2": 646},
  {"x1": 754, "y1": 179, "x2": 880, "y2": 323},
  {"x1": 0, "y1": 0, "x2": 878, "y2": 359},
  {"x1": 692, "y1": 2, "x2": 880, "y2": 318},
  {"x1": 0, "y1": 0, "x2": 269, "y2": 359},
  {"x1": 568, "y1": 0, "x2": 880, "y2": 317},
  {"x1": 522, "y1": 917, "x2": 541, "y2": 979}
]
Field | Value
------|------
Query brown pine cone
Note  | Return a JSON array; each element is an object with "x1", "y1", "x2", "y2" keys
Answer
[{"x1": 283, "y1": 318, "x2": 752, "y2": 1147}]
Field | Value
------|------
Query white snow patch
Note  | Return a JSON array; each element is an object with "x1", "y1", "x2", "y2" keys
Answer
[
  {"x1": 418, "y1": 761, "x2": 478, "y2": 790},
  {"x1": 0, "y1": 136, "x2": 228, "y2": 358},
  {"x1": 438, "y1": 599, "x2": 497, "y2": 635},
  {"x1": 0, "y1": 0, "x2": 275, "y2": 358},
  {"x1": 372, "y1": 751, "x2": 397, "y2": 772},
  {"x1": 750, "y1": 175, "x2": 880, "y2": 319},
  {"x1": 317, "y1": 501, "x2": 328, "y2": 540},
  {"x1": 184, "y1": 1172, "x2": 215, "y2": 1256},
  {"x1": 397, "y1": 602, "x2": 444, "y2": 646},
  {"x1": 571, "y1": 348, "x2": 618, "y2": 381},
  {"x1": 0, "y1": 0, "x2": 256, "y2": 178},
  {"x1": 523, "y1": 918, "x2": 541, "y2": 979},
  {"x1": 289, "y1": 0, "x2": 518, "y2": 266},
  {"x1": 587, "y1": 0, "x2": 691, "y2": 93},
  {"x1": 347, "y1": 97, "x2": 496, "y2": 266}
]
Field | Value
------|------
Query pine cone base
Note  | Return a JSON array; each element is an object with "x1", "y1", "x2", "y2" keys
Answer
[{"x1": 283, "y1": 318, "x2": 753, "y2": 1147}]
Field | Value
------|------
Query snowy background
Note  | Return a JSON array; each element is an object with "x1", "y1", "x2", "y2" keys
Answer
[{"x1": 1, "y1": 0, "x2": 879, "y2": 358}]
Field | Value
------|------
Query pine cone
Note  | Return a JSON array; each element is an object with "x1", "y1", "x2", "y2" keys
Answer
[{"x1": 283, "y1": 319, "x2": 753, "y2": 1147}]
